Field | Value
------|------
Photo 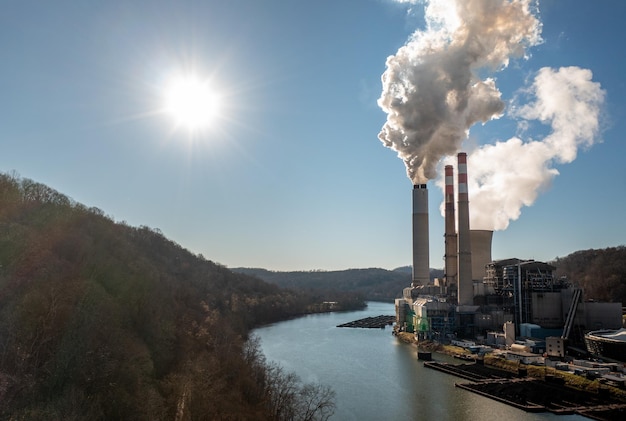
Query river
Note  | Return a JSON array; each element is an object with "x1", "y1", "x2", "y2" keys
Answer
[{"x1": 255, "y1": 301, "x2": 587, "y2": 421}]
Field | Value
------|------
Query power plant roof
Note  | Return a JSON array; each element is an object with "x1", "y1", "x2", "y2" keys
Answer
[{"x1": 587, "y1": 328, "x2": 626, "y2": 343}]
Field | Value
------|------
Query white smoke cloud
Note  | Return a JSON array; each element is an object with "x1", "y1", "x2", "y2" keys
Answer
[
  {"x1": 378, "y1": 0, "x2": 542, "y2": 183},
  {"x1": 467, "y1": 66, "x2": 605, "y2": 230},
  {"x1": 381, "y1": 1, "x2": 606, "y2": 233}
]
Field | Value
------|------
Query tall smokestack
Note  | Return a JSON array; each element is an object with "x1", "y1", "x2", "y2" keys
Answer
[
  {"x1": 412, "y1": 184, "x2": 429, "y2": 286},
  {"x1": 444, "y1": 165, "x2": 457, "y2": 291},
  {"x1": 457, "y1": 153, "x2": 473, "y2": 306}
]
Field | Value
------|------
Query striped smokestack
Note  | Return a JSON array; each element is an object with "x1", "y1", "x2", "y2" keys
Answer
[
  {"x1": 412, "y1": 184, "x2": 429, "y2": 286},
  {"x1": 457, "y1": 153, "x2": 473, "y2": 306},
  {"x1": 444, "y1": 165, "x2": 457, "y2": 292}
]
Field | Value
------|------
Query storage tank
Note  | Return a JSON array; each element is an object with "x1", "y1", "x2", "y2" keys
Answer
[{"x1": 510, "y1": 343, "x2": 531, "y2": 353}]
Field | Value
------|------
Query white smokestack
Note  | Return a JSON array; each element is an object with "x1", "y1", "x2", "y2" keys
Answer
[
  {"x1": 378, "y1": 0, "x2": 541, "y2": 184},
  {"x1": 457, "y1": 152, "x2": 473, "y2": 306},
  {"x1": 412, "y1": 184, "x2": 429, "y2": 286}
]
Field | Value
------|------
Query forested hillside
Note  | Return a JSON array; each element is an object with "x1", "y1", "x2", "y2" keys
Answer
[
  {"x1": 553, "y1": 246, "x2": 626, "y2": 304},
  {"x1": 233, "y1": 267, "x2": 444, "y2": 302},
  {"x1": 0, "y1": 173, "x2": 335, "y2": 420},
  {"x1": 236, "y1": 248, "x2": 626, "y2": 306}
]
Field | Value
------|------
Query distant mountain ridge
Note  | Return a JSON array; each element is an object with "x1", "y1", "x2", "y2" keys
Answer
[
  {"x1": 235, "y1": 246, "x2": 626, "y2": 305},
  {"x1": 232, "y1": 267, "x2": 444, "y2": 301}
]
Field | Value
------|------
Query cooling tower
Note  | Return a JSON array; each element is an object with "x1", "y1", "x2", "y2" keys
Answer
[
  {"x1": 457, "y1": 153, "x2": 473, "y2": 306},
  {"x1": 412, "y1": 184, "x2": 429, "y2": 286},
  {"x1": 470, "y1": 230, "x2": 493, "y2": 282},
  {"x1": 444, "y1": 165, "x2": 457, "y2": 290}
]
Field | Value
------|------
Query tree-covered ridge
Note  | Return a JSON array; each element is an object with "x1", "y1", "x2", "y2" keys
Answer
[
  {"x1": 233, "y1": 267, "x2": 444, "y2": 301},
  {"x1": 236, "y1": 247, "x2": 626, "y2": 306},
  {"x1": 0, "y1": 173, "x2": 334, "y2": 420},
  {"x1": 552, "y1": 246, "x2": 626, "y2": 304}
]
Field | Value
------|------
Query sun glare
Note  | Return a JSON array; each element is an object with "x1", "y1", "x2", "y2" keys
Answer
[{"x1": 164, "y1": 75, "x2": 221, "y2": 132}]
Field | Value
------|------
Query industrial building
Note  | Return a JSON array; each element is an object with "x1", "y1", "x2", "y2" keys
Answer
[{"x1": 395, "y1": 152, "x2": 623, "y2": 357}]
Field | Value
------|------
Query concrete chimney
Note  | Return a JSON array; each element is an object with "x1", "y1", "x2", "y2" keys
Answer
[
  {"x1": 412, "y1": 184, "x2": 429, "y2": 286},
  {"x1": 457, "y1": 153, "x2": 473, "y2": 306},
  {"x1": 444, "y1": 165, "x2": 457, "y2": 291},
  {"x1": 470, "y1": 229, "x2": 493, "y2": 282}
]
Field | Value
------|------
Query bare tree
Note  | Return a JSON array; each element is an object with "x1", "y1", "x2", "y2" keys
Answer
[
  {"x1": 262, "y1": 361, "x2": 336, "y2": 421},
  {"x1": 295, "y1": 383, "x2": 336, "y2": 421}
]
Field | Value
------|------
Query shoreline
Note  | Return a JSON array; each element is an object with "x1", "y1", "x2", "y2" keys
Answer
[
  {"x1": 394, "y1": 333, "x2": 626, "y2": 420},
  {"x1": 393, "y1": 332, "x2": 472, "y2": 358}
]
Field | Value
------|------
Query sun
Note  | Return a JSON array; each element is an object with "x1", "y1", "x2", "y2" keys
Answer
[{"x1": 163, "y1": 75, "x2": 221, "y2": 132}]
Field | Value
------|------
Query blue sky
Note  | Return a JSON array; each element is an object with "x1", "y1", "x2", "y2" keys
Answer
[{"x1": 1, "y1": 0, "x2": 624, "y2": 271}]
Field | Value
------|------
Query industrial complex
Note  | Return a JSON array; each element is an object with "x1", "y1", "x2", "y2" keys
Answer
[{"x1": 394, "y1": 153, "x2": 625, "y2": 365}]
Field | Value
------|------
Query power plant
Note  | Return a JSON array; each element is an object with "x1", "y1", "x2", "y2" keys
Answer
[{"x1": 395, "y1": 152, "x2": 622, "y2": 359}]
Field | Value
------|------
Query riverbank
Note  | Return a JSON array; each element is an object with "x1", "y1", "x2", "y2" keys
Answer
[
  {"x1": 394, "y1": 333, "x2": 626, "y2": 420},
  {"x1": 393, "y1": 332, "x2": 473, "y2": 358}
]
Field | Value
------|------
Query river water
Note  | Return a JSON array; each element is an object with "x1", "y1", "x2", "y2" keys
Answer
[{"x1": 255, "y1": 301, "x2": 587, "y2": 421}]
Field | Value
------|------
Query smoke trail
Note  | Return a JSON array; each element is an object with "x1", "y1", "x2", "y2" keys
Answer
[
  {"x1": 468, "y1": 66, "x2": 605, "y2": 230},
  {"x1": 378, "y1": 0, "x2": 541, "y2": 183}
]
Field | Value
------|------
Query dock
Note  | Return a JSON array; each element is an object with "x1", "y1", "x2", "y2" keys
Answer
[
  {"x1": 424, "y1": 361, "x2": 626, "y2": 420},
  {"x1": 336, "y1": 315, "x2": 395, "y2": 329}
]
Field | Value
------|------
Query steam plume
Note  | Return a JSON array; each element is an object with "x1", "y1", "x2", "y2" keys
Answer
[
  {"x1": 468, "y1": 66, "x2": 605, "y2": 230},
  {"x1": 378, "y1": 0, "x2": 541, "y2": 183},
  {"x1": 382, "y1": 1, "x2": 606, "y2": 232}
]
